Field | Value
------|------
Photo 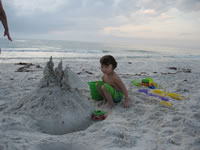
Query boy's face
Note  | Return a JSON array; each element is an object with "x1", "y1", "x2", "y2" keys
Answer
[{"x1": 101, "y1": 64, "x2": 113, "y2": 75}]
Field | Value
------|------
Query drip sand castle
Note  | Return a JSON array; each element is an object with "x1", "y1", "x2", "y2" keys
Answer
[{"x1": 4, "y1": 57, "x2": 94, "y2": 135}]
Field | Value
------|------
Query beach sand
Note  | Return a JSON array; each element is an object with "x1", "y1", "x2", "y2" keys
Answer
[{"x1": 0, "y1": 57, "x2": 200, "y2": 150}]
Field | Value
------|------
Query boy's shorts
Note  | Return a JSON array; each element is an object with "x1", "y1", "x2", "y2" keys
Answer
[{"x1": 97, "y1": 81, "x2": 124, "y2": 103}]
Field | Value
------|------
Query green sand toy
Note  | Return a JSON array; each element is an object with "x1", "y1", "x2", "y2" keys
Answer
[
  {"x1": 92, "y1": 110, "x2": 106, "y2": 121},
  {"x1": 133, "y1": 79, "x2": 141, "y2": 86},
  {"x1": 93, "y1": 110, "x2": 105, "y2": 116},
  {"x1": 142, "y1": 78, "x2": 153, "y2": 84}
]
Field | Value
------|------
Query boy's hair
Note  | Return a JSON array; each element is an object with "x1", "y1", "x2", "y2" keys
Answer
[{"x1": 100, "y1": 55, "x2": 117, "y2": 69}]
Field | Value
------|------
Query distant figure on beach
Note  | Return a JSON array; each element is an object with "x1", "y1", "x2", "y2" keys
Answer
[
  {"x1": 0, "y1": 0, "x2": 12, "y2": 41},
  {"x1": 96, "y1": 55, "x2": 130, "y2": 108}
]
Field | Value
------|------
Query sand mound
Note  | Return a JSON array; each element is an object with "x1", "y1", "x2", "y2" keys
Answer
[{"x1": 5, "y1": 57, "x2": 94, "y2": 135}]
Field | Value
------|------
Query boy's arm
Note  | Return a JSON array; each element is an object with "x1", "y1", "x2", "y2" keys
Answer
[
  {"x1": 101, "y1": 75, "x2": 105, "y2": 83},
  {"x1": 114, "y1": 76, "x2": 130, "y2": 108}
]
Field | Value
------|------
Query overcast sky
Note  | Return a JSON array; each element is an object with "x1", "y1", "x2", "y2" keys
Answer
[{"x1": 1, "y1": 0, "x2": 200, "y2": 50}]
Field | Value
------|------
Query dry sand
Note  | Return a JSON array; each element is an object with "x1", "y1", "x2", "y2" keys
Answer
[{"x1": 0, "y1": 57, "x2": 200, "y2": 150}]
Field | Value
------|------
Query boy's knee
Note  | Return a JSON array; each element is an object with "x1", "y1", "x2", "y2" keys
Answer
[
  {"x1": 96, "y1": 82, "x2": 98, "y2": 88},
  {"x1": 101, "y1": 85, "x2": 105, "y2": 90},
  {"x1": 101, "y1": 85, "x2": 107, "y2": 92}
]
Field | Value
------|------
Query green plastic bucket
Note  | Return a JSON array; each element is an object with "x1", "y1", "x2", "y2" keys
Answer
[{"x1": 88, "y1": 81, "x2": 104, "y2": 101}]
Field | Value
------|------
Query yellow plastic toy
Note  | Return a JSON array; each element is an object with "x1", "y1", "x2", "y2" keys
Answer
[
  {"x1": 167, "y1": 93, "x2": 185, "y2": 100},
  {"x1": 133, "y1": 78, "x2": 158, "y2": 89},
  {"x1": 160, "y1": 101, "x2": 172, "y2": 107},
  {"x1": 152, "y1": 89, "x2": 185, "y2": 100}
]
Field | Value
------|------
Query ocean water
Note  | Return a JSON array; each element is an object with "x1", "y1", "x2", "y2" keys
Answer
[{"x1": 0, "y1": 38, "x2": 200, "y2": 63}]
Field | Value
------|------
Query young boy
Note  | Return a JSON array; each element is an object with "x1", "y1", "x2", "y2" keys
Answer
[{"x1": 96, "y1": 55, "x2": 130, "y2": 108}]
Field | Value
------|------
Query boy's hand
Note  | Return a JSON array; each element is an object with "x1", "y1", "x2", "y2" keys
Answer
[{"x1": 124, "y1": 100, "x2": 130, "y2": 108}]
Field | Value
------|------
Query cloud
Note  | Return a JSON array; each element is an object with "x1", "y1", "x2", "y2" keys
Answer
[
  {"x1": 1, "y1": 0, "x2": 199, "y2": 50},
  {"x1": 103, "y1": 6, "x2": 200, "y2": 41},
  {"x1": 138, "y1": 0, "x2": 200, "y2": 13},
  {"x1": 5, "y1": 0, "x2": 68, "y2": 15},
  {"x1": 177, "y1": 0, "x2": 200, "y2": 12},
  {"x1": 3, "y1": 0, "x2": 117, "y2": 34}
]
